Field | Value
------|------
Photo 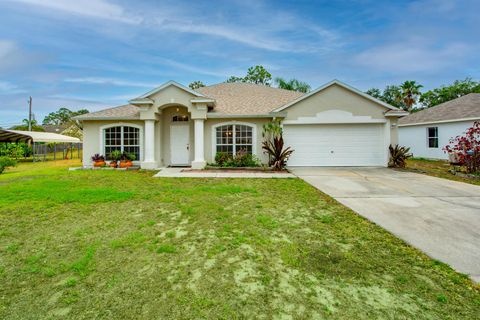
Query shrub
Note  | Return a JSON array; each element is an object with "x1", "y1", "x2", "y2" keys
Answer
[
  {"x1": 215, "y1": 152, "x2": 233, "y2": 166},
  {"x1": 91, "y1": 154, "x2": 105, "y2": 162},
  {"x1": 6, "y1": 144, "x2": 24, "y2": 159},
  {"x1": 262, "y1": 120, "x2": 294, "y2": 170},
  {"x1": 444, "y1": 121, "x2": 480, "y2": 173},
  {"x1": 0, "y1": 157, "x2": 17, "y2": 174},
  {"x1": 213, "y1": 151, "x2": 260, "y2": 167},
  {"x1": 110, "y1": 150, "x2": 122, "y2": 161},
  {"x1": 234, "y1": 149, "x2": 260, "y2": 167},
  {"x1": 388, "y1": 144, "x2": 412, "y2": 168}
]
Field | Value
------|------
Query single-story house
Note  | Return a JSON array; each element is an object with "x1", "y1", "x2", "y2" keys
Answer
[
  {"x1": 398, "y1": 93, "x2": 480, "y2": 160},
  {"x1": 74, "y1": 79, "x2": 407, "y2": 169}
]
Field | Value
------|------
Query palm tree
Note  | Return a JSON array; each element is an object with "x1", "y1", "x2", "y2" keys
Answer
[
  {"x1": 275, "y1": 77, "x2": 311, "y2": 93},
  {"x1": 397, "y1": 81, "x2": 423, "y2": 111}
]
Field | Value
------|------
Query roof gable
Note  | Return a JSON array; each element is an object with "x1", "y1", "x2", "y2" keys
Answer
[
  {"x1": 132, "y1": 80, "x2": 206, "y2": 102},
  {"x1": 273, "y1": 79, "x2": 401, "y2": 112}
]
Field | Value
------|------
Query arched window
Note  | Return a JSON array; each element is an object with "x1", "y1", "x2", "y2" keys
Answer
[
  {"x1": 104, "y1": 126, "x2": 140, "y2": 160},
  {"x1": 215, "y1": 124, "x2": 254, "y2": 155}
]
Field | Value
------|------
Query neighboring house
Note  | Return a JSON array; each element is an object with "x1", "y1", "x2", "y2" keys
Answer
[
  {"x1": 74, "y1": 80, "x2": 407, "y2": 169},
  {"x1": 42, "y1": 125, "x2": 67, "y2": 133},
  {"x1": 398, "y1": 93, "x2": 480, "y2": 160}
]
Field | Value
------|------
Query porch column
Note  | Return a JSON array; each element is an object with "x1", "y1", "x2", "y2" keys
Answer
[
  {"x1": 192, "y1": 118, "x2": 206, "y2": 169},
  {"x1": 142, "y1": 119, "x2": 157, "y2": 169}
]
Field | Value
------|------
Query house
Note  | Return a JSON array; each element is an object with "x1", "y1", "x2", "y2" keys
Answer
[
  {"x1": 42, "y1": 125, "x2": 67, "y2": 133},
  {"x1": 74, "y1": 80, "x2": 407, "y2": 169},
  {"x1": 398, "y1": 93, "x2": 480, "y2": 160}
]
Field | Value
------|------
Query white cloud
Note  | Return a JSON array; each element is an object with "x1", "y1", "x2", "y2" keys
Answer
[
  {"x1": 0, "y1": 81, "x2": 26, "y2": 94},
  {"x1": 11, "y1": 0, "x2": 140, "y2": 23},
  {"x1": 353, "y1": 42, "x2": 471, "y2": 74},
  {"x1": 8, "y1": 0, "x2": 339, "y2": 53},
  {"x1": 64, "y1": 77, "x2": 157, "y2": 88},
  {"x1": 0, "y1": 40, "x2": 16, "y2": 59}
]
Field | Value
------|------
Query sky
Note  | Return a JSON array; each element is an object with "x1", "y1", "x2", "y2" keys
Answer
[{"x1": 0, "y1": 0, "x2": 479, "y2": 126}]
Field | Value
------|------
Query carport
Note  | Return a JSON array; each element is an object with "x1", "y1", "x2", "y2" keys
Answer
[{"x1": 0, "y1": 129, "x2": 82, "y2": 161}]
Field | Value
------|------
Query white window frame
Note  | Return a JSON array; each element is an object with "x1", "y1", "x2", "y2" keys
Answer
[
  {"x1": 211, "y1": 121, "x2": 257, "y2": 159},
  {"x1": 427, "y1": 127, "x2": 439, "y2": 149},
  {"x1": 99, "y1": 123, "x2": 144, "y2": 162}
]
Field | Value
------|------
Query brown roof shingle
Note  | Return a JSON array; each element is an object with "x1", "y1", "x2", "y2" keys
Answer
[
  {"x1": 75, "y1": 83, "x2": 305, "y2": 120},
  {"x1": 399, "y1": 93, "x2": 480, "y2": 125},
  {"x1": 74, "y1": 104, "x2": 139, "y2": 120},
  {"x1": 196, "y1": 82, "x2": 304, "y2": 115}
]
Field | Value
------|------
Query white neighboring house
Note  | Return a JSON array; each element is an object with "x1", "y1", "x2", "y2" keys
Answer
[{"x1": 398, "y1": 93, "x2": 480, "y2": 160}]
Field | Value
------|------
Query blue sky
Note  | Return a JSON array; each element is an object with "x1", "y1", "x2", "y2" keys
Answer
[{"x1": 0, "y1": 0, "x2": 479, "y2": 126}]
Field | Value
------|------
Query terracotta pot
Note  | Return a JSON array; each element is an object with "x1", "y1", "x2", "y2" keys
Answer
[
  {"x1": 119, "y1": 160, "x2": 133, "y2": 168},
  {"x1": 109, "y1": 161, "x2": 118, "y2": 168},
  {"x1": 93, "y1": 161, "x2": 106, "y2": 167}
]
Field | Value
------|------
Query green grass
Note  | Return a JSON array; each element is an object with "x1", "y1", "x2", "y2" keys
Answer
[
  {"x1": 405, "y1": 158, "x2": 480, "y2": 185},
  {"x1": 0, "y1": 161, "x2": 479, "y2": 319}
]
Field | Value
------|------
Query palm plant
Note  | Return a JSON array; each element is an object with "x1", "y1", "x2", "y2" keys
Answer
[
  {"x1": 388, "y1": 144, "x2": 412, "y2": 168},
  {"x1": 275, "y1": 77, "x2": 311, "y2": 93},
  {"x1": 262, "y1": 120, "x2": 294, "y2": 170},
  {"x1": 397, "y1": 81, "x2": 423, "y2": 111}
]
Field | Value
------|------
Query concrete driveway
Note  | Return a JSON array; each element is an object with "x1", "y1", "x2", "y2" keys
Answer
[{"x1": 290, "y1": 167, "x2": 480, "y2": 282}]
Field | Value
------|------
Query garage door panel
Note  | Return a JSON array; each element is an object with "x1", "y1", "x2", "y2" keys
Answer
[{"x1": 284, "y1": 124, "x2": 385, "y2": 166}]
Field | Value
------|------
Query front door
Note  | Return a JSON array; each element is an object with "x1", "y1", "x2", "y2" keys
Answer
[{"x1": 170, "y1": 125, "x2": 190, "y2": 165}]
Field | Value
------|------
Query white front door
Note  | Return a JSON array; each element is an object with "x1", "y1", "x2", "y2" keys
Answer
[
  {"x1": 170, "y1": 125, "x2": 190, "y2": 165},
  {"x1": 283, "y1": 124, "x2": 385, "y2": 166}
]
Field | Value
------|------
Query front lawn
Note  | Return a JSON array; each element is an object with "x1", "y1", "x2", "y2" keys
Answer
[
  {"x1": 405, "y1": 158, "x2": 480, "y2": 186},
  {"x1": 0, "y1": 161, "x2": 479, "y2": 319}
]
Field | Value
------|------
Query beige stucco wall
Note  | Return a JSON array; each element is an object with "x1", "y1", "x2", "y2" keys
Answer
[
  {"x1": 82, "y1": 120, "x2": 145, "y2": 165},
  {"x1": 283, "y1": 83, "x2": 400, "y2": 148},
  {"x1": 284, "y1": 84, "x2": 387, "y2": 121},
  {"x1": 390, "y1": 118, "x2": 399, "y2": 146},
  {"x1": 204, "y1": 118, "x2": 271, "y2": 164}
]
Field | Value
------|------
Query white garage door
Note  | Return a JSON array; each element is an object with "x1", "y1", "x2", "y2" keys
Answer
[{"x1": 284, "y1": 124, "x2": 385, "y2": 166}]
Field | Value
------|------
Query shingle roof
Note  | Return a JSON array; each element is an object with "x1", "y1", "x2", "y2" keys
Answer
[
  {"x1": 399, "y1": 93, "x2": 480, "y2": 126},
  {"x1": 196, "y1": 82, "x2": 304, "y2": 115},
  {"x1": 74, "y1": 104, "x2": 139, "y2": 120},
  {"x1": 74, "y1": 83, "x2": 304, "y2": 120}
]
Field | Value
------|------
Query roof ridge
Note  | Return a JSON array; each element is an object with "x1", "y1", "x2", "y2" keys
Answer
[{"x1": 198, "y1": 82, "x2": 305, "y2": 95}]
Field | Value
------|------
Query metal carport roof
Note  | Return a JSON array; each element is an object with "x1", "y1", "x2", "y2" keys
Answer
[{"x1": 0, "y1": 129, "x2": 81, "y2": 143}]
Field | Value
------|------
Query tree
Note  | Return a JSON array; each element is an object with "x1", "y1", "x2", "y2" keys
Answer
[
  {"x1": 420, "y1": 78, "x2": 480, "y2": 108},
  {"x1": 398, "y1": 81, "x2": 423, "y2": 112},
  {"x1": 225, "y1": 65, "x2": 272, "y2": 86},
  {"x1": 275, "y1": 77, "x2": 311, "y2": 93},
  {"x1": 243, "y1": 65, "x2": 272, "y2": 86},
  {"x1": 10, "y1": 119, "x2": 45, "y2": 131},
  {"x1": 365, "y1": 85, "x2": 405, "y2": 109},
  {"x1": 42, "y1": 107, "x2": 89, "y2": 126},
  {"x1": 365, "y1": 88, "x2": 382, "y2": 100},
  {"x1": 225, "y1": 76, "x2": 244, "y2": 83},
  {"x1": 189, "y1": 81, "x2": 205, "y2": 90},
  {"x1": 444, "y1": 121, "x2": 480, "y2": 173}
]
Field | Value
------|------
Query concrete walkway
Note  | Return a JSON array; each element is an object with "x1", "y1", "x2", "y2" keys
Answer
[
  {"x1": 153, "y1": 167, "x2": 296, "y2": 178},
  {"x1": 290, "y1": 167, "x2": 480, "y2": 283}
]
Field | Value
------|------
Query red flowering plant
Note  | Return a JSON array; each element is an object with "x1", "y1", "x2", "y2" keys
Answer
[{"x1": 444, "y1": 121, "x2": 480, "y2": 173}]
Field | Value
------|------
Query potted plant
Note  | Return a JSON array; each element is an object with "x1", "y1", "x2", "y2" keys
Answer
[
  {"x1": 109, "y1": 150, "x2": 122, "y2": 168},
  {"x1": 119, "y1": 152, "x2": 136, "y2": 168},
  {"x1": 91, "y1": 154, "x2": 106, "y2": 167}
]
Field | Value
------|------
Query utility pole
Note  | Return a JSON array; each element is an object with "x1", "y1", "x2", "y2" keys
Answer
[{"x1": 28, "y1": 96, "x2": 32, "y2": 131}]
